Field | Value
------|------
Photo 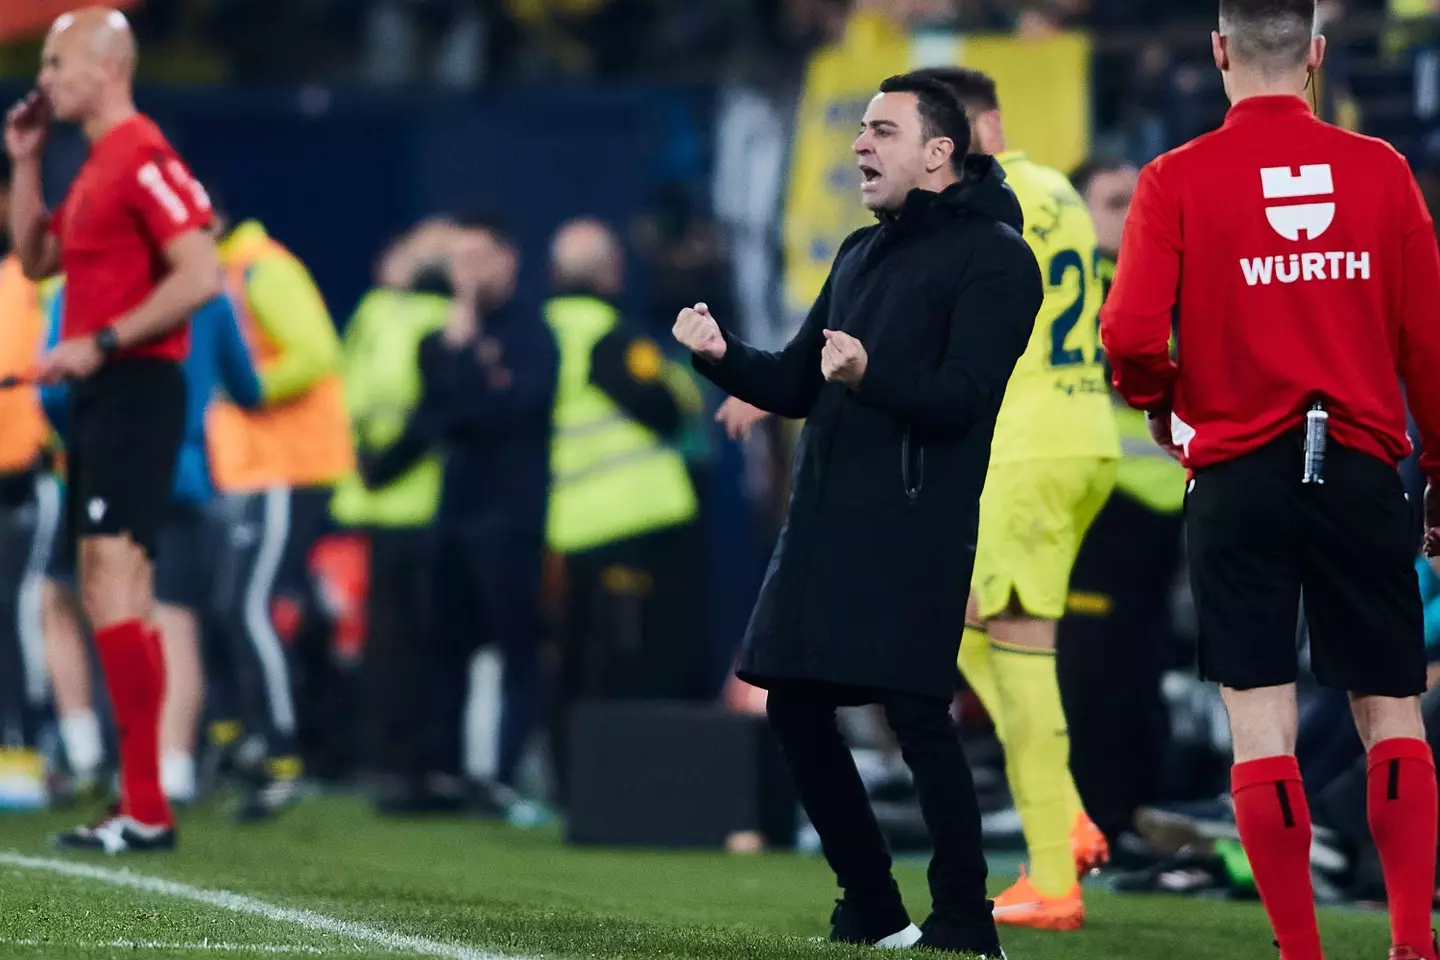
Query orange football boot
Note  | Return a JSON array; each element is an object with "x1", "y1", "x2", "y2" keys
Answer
[{"x1": 992, "y1": 866, "x2": 1085, "y2": 932}]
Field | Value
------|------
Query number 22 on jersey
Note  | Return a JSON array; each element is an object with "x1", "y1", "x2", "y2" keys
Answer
[{"x1": 1047, "y1": 246, "x2": 1104, "y2": 369}]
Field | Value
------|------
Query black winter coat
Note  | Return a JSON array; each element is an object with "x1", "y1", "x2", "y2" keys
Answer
[{"x1": 695, "y1": 156, "x2": 1042, "y2": 701}]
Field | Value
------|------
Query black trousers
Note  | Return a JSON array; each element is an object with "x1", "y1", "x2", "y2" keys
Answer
[
  {"x1": 764, "y1": 680, "x2": 995, "y2": 935},
  {"x1": 0, "y1": 472, "x2": 60, "y2": 749},
  {"x1": 209, "y1": 488, "x2": 307, "y2": 762},
  {"x1": 551, "y1": 522, "x2": 705, "y2": 805},
  {"x1": 1057, "y1": 491, "x2": 1182, "y2": 842},
  {"x1": 363, "y1": 526, "x2": 435, "y2": 783},
  {"x1": 430, "y1": 529, "x2": 545, "y2": 786}
]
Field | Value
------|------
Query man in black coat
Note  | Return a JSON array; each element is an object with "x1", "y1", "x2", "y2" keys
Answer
[{"x1": 673, "y1": 72, "x2": 1041, "y2": 957}]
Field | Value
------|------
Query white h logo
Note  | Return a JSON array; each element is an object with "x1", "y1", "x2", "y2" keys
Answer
[{"x1": 1261, "y1": 165, "x2": 1335, "y2": 241}]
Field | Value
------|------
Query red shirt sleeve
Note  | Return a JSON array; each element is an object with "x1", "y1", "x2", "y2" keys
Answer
[
  {"x1": 48, "y1": 195, "x2": 66, "y2": 239},
  {"x1": 123, "y1": 147, "x2": 213, "y2": 250},
  {"x1": 1394, "y1": 155, "x2": 1440, "y2": 484},
  {"x1": 1100, "y1": 159, "x2": 1181, "y2": 413}
]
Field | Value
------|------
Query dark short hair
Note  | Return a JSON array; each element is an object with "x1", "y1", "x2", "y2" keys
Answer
[
  {"x1": 909, "y1": 66, "x2": 1000, "y2": 117},
  {"x1": 1219, "y1": 0, "x2": 1317, "y2": 73},
  {"x1": 877, "y1": 72, "x2": 972, "y2": 171},
  {"x1": 1070, "y1": 156, "x2": 1135, "y2": 197},
  {"x1": 452, "y1": 212, "x2": 516, "y2": 249}
]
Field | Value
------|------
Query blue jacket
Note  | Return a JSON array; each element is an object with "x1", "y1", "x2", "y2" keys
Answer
[{"x1": 42, "y1": 292, "x2": 263, "y2": 504}]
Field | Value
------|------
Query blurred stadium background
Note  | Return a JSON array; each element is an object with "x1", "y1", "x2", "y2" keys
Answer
[{"x1": 1, "y1": 1, "x2": 1439, "y2": 958}]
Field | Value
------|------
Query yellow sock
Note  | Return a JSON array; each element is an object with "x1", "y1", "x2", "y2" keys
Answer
[
  {"x1": 992, "y1": 642, "x2": 1078, "y2": 898},
  {"x1": 958, "y1": 626, "x2": 1005, "y2": 743}
]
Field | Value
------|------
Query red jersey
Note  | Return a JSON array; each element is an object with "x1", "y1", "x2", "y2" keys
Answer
[
  {"x1": 50, "y1": 113, "x2": 212, "y2": 362},
  {"x1": 1101, "y1": 95, "x2": 1440, "y2": 482}
]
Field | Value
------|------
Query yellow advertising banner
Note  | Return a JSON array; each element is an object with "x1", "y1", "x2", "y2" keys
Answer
[{"x1": 782, "y1": 22, "x2": 1091, "y2": 319}]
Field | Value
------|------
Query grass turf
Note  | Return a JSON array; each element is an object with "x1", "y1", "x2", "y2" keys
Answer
[{"x1": 0, "y1": 795, "x2": 1393, "y2": 959}]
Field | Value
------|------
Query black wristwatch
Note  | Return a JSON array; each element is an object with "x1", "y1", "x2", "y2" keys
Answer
[{"x1": 93, "y1": 326, "x2": 120, "y2": 355}]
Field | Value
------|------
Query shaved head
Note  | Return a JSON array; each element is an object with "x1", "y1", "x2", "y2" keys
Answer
[
  {"x1": 551, "y1": 219, "x2": 624, "y2": 297},
  {"x1": 50, "y1": 7, "x2": 136, "y2": 76},
  {"x1": 1215, "y1": 0, "x2": 1323, "y2": 91},
  {"x1": 40, "y1": 6, "x2": 137, "y2": 130}
]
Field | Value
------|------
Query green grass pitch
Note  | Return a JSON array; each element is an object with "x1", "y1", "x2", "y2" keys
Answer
[{"x1": 0, "y1": 796, "x2": 1395, "y2": 959}]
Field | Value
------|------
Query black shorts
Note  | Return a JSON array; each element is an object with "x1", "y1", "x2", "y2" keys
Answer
[
  {"x1": 154, "y1": 500, "x2": 213, "y2": 610},
  {"x1": 63, "y1": 359, "x2": 186, "y2": 563},
  {"x1": 1185, "y1": 434, "x2": 1425, "y2": 698}
]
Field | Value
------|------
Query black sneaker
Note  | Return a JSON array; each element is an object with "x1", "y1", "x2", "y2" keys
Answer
[
  {"x1": 915, "y1": 912, "x2": 1005, "y2": 958},
  {"x1": 232, "y1": 777, "x2": 301, "y2": 823},
  {"x1": 53, "y1": 807, "x2": 176, "y2": 854},
  {"x1": 829, "y1": 897, "x2": 921, "y2": 948}
]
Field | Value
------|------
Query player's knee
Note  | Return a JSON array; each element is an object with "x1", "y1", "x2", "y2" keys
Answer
[
  {"x1": 1349, "y1": 693, "x2": 1425, "y2": 751},
  {"x1": 77, "y1": 537, "x2": 149, "y2": 627},
  {"x1": 986, "y1": 614, "x2": 1057, "y2": 652},
  {"x1": 1220, "y1": 684, "x2": 1299, "y2": 762}
]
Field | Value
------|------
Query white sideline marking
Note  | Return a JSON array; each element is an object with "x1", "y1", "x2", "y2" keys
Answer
[
  {"x1": 0, "y1": 853, "x2": 512, "y2": 960},
  {"x1": 1, "y1": 940, "x2": 350, "y2": 955}
]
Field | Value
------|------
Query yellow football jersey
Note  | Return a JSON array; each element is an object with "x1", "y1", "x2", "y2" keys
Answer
[{"x1": 989, "y1": 151, "x2": 1120, "y2": 464}]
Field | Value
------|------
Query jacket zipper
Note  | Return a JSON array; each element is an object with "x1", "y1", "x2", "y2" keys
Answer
[{"x1": 901, "y1": 427, "x2": 924, "y2": 501}]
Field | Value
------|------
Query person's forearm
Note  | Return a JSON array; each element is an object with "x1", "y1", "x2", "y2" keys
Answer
[
  {"x1": 9, "y1": 159, "x2": 54, "y2": 280},
  {"x1": 111, "y1": 265, "x2": 222, "y2": 349}
]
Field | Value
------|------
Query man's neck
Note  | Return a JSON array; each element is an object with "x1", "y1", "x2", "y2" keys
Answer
[
  {"x1": 923, "y1": 171, "x2": 961, "y2": 194},
  {"x1": 1227, "y1": 69, "x2": 1309, "y2": 107},
  {"x1": 84, "y1": 97, "x2": 138, "y2": 143}
]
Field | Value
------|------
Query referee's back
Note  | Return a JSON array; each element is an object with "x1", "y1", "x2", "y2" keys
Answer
[
  {"x1": 1101, "y1": 4, "x2": 1440, "y2": 960},
  {"x1": 1104, "y1": 94, "x2": 1440, "y2": 478}
]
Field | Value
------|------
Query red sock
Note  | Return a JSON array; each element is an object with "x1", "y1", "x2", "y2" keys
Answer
[
  {"x1": 1232, "y1": 756, "x2": 1322, "y2": 960},
  {"x1": 1368, "y1": 738, "x2": 1438, "y2": 959},
  {"x1": 93, "y1": 619, "x2": 171, "y2": 827}
]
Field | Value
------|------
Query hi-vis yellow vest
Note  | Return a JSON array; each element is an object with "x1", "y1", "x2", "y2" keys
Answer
[
  {"x1": 544, "y1": 296, "x2": 697, "y2": 554},
  {"x1": 207, "y1": 230, "x2": 355, "y2": 492},
  {"x1": 1115, "y1": 403, "x2": 1186, "y2": 514}
]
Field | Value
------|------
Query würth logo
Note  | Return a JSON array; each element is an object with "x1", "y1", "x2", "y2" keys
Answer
[
  {"x1": 1261, "y1": 164, "x2": 1335, "y2": 241},
  {"x1": 1241, "y1": 163, "x2": 1371, "y2": 286}
]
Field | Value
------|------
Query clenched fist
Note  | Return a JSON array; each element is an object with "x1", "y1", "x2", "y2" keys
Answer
[
  {"x1": 821, "y1": 329, "x2": 867, "y2": 389},
  {"x1": 673, "y1": 302, "x2": 726, "y2": 363}
]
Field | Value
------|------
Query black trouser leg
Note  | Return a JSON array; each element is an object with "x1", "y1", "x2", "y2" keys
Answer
[
  {"x1": 765, "y1": 683, "x2": 902, "y2": 908},
  {"x1": 1057, "y1": 493, "x2": 1180, "y2": 841},
  {"x1": 0, "y1": 475, "x2": 56, "y2": 748},
  {"x1": 882, "y1": 691, "x2": 994, "y2": 929},
  {"x1": 488, "y1": 535, "x2": 545, "y2": 788},
  {"x1": 280, "y1": 487, "x2": 337, "y2": 775},
  {"x1": 210, "y1": 489, "x2": 299, "y2": 761},
  {"x1": 364, "y1": 527, "x2": 433, "y2": 783},
  {"x1": 428, "y1": 534, "x2": 479, "y2": 781},
  {"x1": 551, "y1": 547, "x2": 602, "y2": 808}
]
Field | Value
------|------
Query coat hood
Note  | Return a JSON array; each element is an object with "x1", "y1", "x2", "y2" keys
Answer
[{"x1": 879, "y1": 154, "x2": 1024, "y2": 235}]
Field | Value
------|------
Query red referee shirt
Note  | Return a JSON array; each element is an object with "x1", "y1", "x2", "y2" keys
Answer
[
  {"x1": 50, "y1": 113, "x2": 212, "y2": 362},
  {"x1": 1101, "y1": 95, "x2": 1440, "y2": 482}
]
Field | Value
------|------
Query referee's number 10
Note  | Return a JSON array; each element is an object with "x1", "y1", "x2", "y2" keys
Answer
[
  {"x1": 1048, "y1": 247, "x2": 1104, "y2": 368},
  {"x1": 137, "y1": 160, "x2": 212, "y2": 226}
]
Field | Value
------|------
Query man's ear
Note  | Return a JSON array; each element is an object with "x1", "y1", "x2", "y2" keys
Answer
[
  {"x1": 1307, "y1": 35, "x2": 1327, "y2": 74},
  {"x1": 928, "y1": 138, "x2": 954, "y2": 174},
  {"x1": 1212, "y1": 30, "x2": 1229, "y2": 72}
]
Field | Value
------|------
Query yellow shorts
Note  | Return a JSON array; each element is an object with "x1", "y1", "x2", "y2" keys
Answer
[{"x1": 972, "y1": 457, "x2": 1118, "y2": 621}]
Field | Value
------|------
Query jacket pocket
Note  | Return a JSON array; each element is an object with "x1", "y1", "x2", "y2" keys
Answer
[{"x1": 901, "y1": 427, "x2": 925, "y2": 501}]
